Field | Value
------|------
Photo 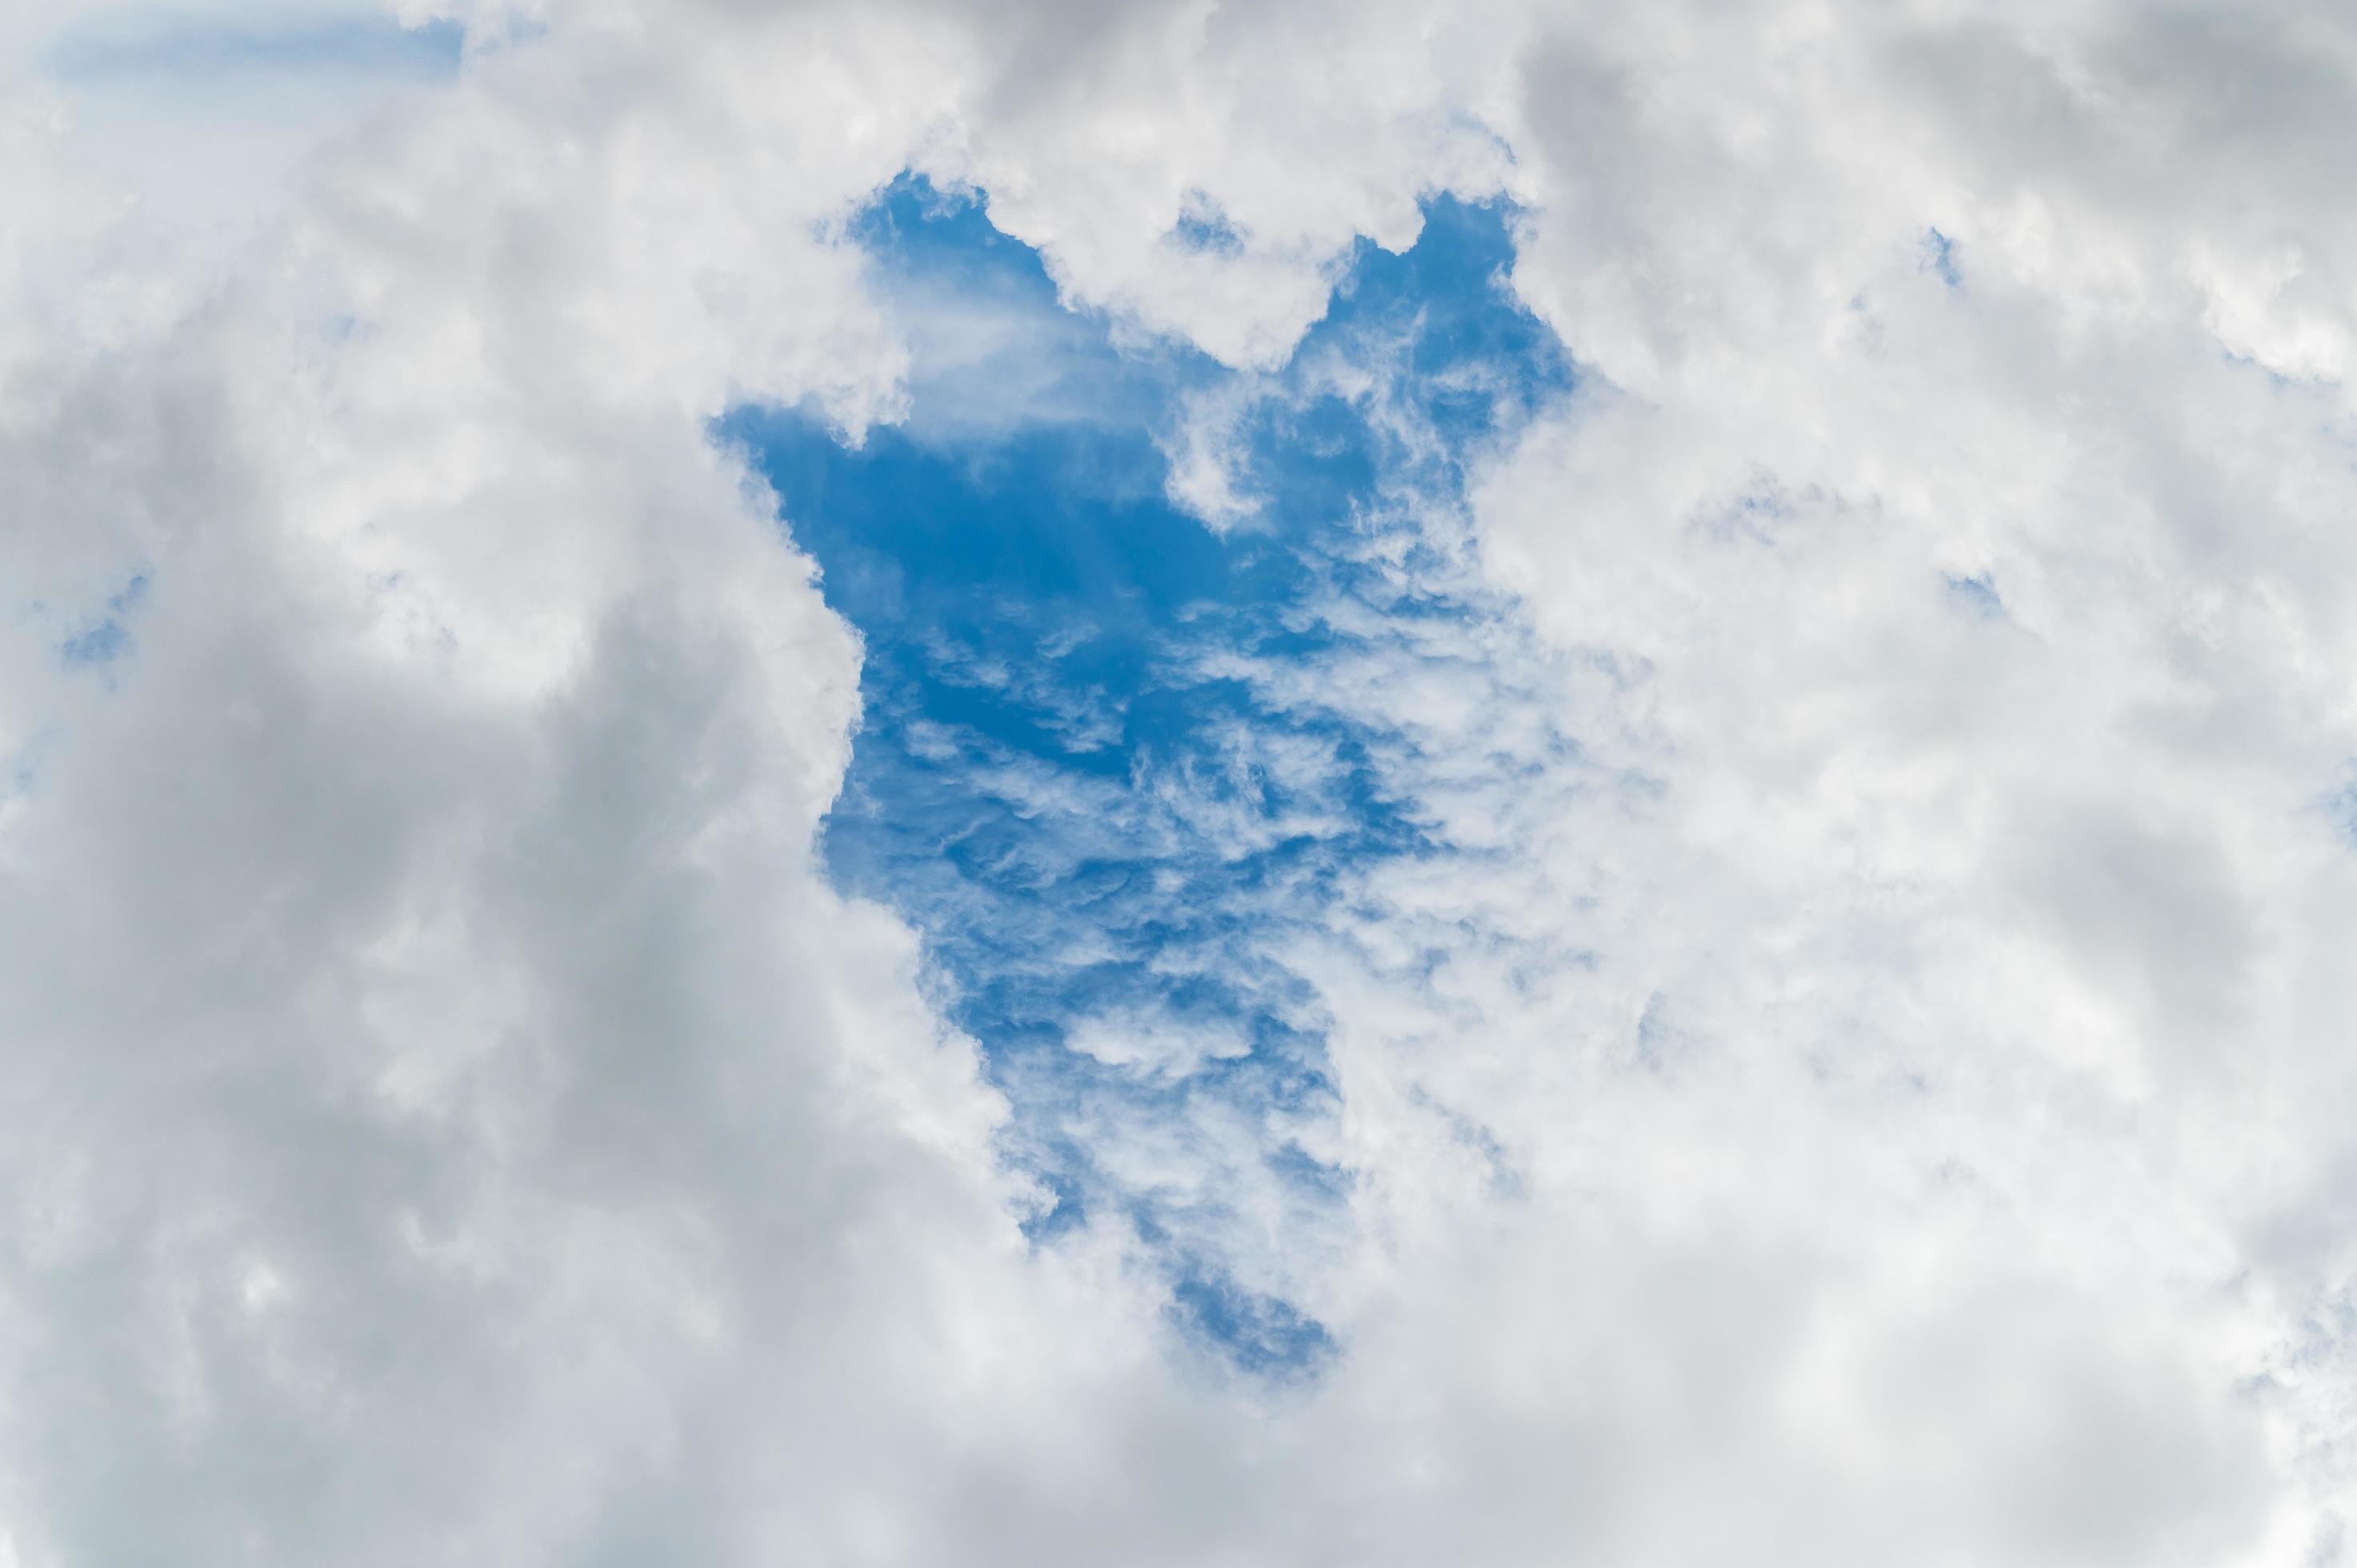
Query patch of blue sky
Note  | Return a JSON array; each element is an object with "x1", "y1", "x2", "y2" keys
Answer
[
  {"x1": 5, "y1": 727, "x2": 59, "y2": 800},
  {"x1": 1922, "y1": 226, "x2": 1963, "y2": 290},
  {"x1": 57, "y1": 574, "x2": 148, "y2": 670},
  {"x1": 1169, "y1": 191, "x2": 1247, "y2": 257},
  {"x1": 1944, "y1": 570, "x2": 2006, "y2": 619},
  {"x1": 722, "y1": 176, "x2": 1571, "y2": 1372},
  {"x1": 50, "y1": 15, "x2": 464, "y2": 84},
  {"x1": 2322, "y1": 762, "x2": 2357, "y2": 848}
]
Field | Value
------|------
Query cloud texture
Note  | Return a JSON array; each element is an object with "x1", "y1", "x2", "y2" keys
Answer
[{"x1": 10, "y1": 1, "x2": 2357, "y2": 1563}]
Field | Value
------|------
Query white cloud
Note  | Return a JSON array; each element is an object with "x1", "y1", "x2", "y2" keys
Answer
[
  {"x1": 10, "y1": 1, "x2": 2357, "y2": 1564},
  {"x1": 1065, "y1": 1008, "x2": 1253, "y2": 1078}
]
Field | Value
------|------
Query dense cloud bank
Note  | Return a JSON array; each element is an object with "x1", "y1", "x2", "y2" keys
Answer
[{"x1": 8, "y1": 2, "x2": 2357, "y2": 1563}]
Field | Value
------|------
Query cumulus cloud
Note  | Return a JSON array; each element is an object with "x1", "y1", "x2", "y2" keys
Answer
[{"x1": 10, "y1": 1, "x2": 2357, "y2": 1565}]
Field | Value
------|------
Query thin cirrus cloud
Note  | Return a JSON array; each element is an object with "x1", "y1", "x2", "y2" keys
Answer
[{"x1": 6, "y1": 2, "x2": 2357, "y2": 1566}]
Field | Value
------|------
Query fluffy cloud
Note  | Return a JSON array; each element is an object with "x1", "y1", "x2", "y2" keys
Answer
[
  {"x1": 1373, "y1": 6, "x2": 2357, "y2": 1562},
  {"x1": 0, "y1": 13, "x2": 1103, "y2": 1563},
  {"x1": 9, "y1": 1, "x2": 2357, "y2": 1564}
]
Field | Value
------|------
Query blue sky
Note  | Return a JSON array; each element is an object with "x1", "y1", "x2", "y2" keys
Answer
[
  {"x1": 725, "y1": 178, "x2": 1571, "y2": 1369},
  {"x1": 47, "y1": 15, "x2": 463, "y2": 81}
]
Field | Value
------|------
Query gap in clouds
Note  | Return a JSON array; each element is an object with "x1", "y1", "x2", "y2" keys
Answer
[
  {"x1": 39, "y1": 11, "x2": 470, "y2": 254},
  {"x1": 47, "y1": 15, "x2": 466, "y2": 82},
  {"x1": 720, "y1": 174, "x2": 1572, "y2": 1374}
]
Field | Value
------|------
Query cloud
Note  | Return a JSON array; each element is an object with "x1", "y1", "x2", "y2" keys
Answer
[
  {"x1": 0, "y1": 16, "x2": 1085, "y2": 1562},
  {"x1": 10, "y1": 2, "x2": 2357, "y2": 1565}
]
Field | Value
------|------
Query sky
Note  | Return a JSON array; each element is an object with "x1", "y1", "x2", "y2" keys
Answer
[{"x1": 8, "y1": 2, "x2": 2357, "y2": 1565}]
